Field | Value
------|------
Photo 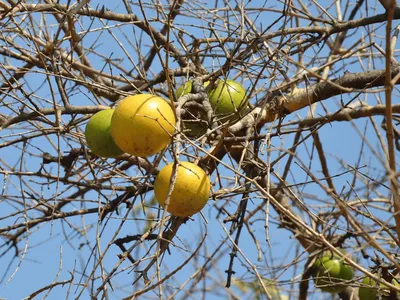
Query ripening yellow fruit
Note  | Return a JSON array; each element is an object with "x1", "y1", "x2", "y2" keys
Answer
[
  {"x1": 111, "y1": 94, "x2": 176, "y2": 157},
  {"x1": 154, "y1": 162, "x2": 211, "y2": 217}
]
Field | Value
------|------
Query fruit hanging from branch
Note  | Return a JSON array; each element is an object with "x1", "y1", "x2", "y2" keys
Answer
[
  {"x1": 154, "y1": 161, "x2": 211, "y2": 217},
  {"x1": 207, "y1": 79, "x2": 248, "y2": 117},
  {"x1": 111, "y1": 94, "x2": 176, "y2": 157},
  {"x1": 176, "y1": 79, "x2": 247, "y2": 136},
  {"x1": 358, "y1": 274, "x2": 400, "y2": 300},
  {"x1": 85, "y1": 109, "x2": 125, "y2": 158},
  {"x1": 313, "y1": 251, "x2": 354, "y2": 293},
  {"x1": 176, "y1": 80, "x2": 210, "y2": 137}
]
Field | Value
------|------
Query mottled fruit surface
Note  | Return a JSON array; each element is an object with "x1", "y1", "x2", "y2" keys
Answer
[
  {"x1": 154, "y1": 162, "x2": 211, "y2": 217},
  {"x1": 85, "y1": 109, "x2": 124, "y2": 158},
  {"x1": 208, "y1": 79, "x2": 247, "y2": 116},
  {"x1": 111, "y1": 94, "x2": 176, "y2": 157}
]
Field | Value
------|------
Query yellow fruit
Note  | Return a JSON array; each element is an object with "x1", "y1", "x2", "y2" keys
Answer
[
  {"x1": 154, "y1": 162, "x2": 211, "y2": 217},
  {"x1": 85, "y1": 109, "x2": 124, "y2": 158},
  {"x1": 111, "y1": 94, "x2": 176, "y2": 157}
]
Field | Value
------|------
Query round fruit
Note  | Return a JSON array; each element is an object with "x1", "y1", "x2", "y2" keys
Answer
[
  {"x1": 313, "y1": 253, "x2": 354, "y2": 293},
  {"x1": 208, "y1": 79, "x2": 247, "y2": 116},
  {"x1": 359, "y1": 275, "x2": 400, "y2": 300},
  {"x1": 85, "y1": 109, "x2": 124, "y2": 158},
  {"x1": 111, "y1": 94, "x2": 176, "y2": 157},
  {"x1": 176, "y1": 80, "x2": 210, "y2": 137},
  {"x1": 177, "y1": 79, "x2": 248, "y2": 116},
  {"x1": 154, "y1": 162, "x2": 211, "y2": 217},
  {"x1": 176, "y1": 79, "x2": 247, "y2": 135}
]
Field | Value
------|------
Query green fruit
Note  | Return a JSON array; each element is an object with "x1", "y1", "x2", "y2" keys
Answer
[
  {"x1": 176, "y1": 81, "x2": 193, "y2": 98},
  {"x1": 176, "y1": 80, "x2": 210, "y2": 99},
  {"x1": 176, "y1": 80, "x2": 210, "y2": 137},
  {"x1": 176, "y1": 79, "x2": 248, "y2": 136},
  {"x1": 176, "y1": 79, "x2": 248, "y2": 116},
  {"x1": 208, "y1": 79, "x2": 247, "y2": 116},
  {"x1": 359, "y1": 276, "x2": 400, "y2": 300},
  {"x1": 85, "y1": 109, "x2": 124, "y2": 158},
  {"x1": 313, "y1": 253, "x2": 354, "y2": 293}
]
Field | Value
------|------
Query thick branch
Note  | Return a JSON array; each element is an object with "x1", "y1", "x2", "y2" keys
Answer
[
  {"x1": 283, "y1": 67, "x2": 400, "y2": 113},
  {"x1": 229, "y1": 67, "x2": 400, "y2": 133}
]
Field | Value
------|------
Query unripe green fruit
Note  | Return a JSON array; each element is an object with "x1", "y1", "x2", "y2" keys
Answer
[
  {"x1": 208, "y1": 79, "x2": 247, "y2": 116},
  {"x1": 85, "y1": 109, "x2": 124, "y2": 158},
  {"x1": 176, "y1": 79, "x2": 248, "y2": 136},
  {"x1": 176, "y1": 80, "x2": 210, "y2": 99},
  {"x1": 313, "y1": 253, "x2": 354, "y2": 293},
  {"x1": 176, "y1": 80, "x2": 210, "y2": 137},
  {"x1": 176, "y1": 81, "x2": 193, "y2": 99},
  {"x1": 359, "y1": 275, "x2": 400, "y2": 300}
]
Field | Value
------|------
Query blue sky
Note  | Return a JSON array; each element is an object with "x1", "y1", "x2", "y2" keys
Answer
[{"x1": 0, "y1": 1, "x2": 398, "y2": 299}]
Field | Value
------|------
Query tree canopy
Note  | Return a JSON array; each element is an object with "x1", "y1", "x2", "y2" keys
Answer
[{"x1": 1, "y1": 1, "x2": 400, "y2": 299}]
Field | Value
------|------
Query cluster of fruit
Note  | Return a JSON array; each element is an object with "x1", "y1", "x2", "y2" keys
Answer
[
  {"x1": 177, "y1": 79, "x2": 247, "y2": 136},
  {"x1": 313, "y1": 251, "x2": 399, "y2": 298},
  {"x1": 84, "y1": 79, "x2": 247, "y2": 217},
  {"x1": 85, "y1": 84, "x2": 399, "y2": 296}
]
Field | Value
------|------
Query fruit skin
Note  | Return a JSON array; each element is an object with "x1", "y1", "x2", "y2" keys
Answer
[
  {"x1": 176, "y1": 81, "x2": 194, "y2": 99},
  {"x1": 359, "y1": 275, "x2": 400, "y2": 300},
  {"x1": 176, "y1": 80, "x2": 210, "y2": 99},
  {"x1": 111, "y1": 94, "x2": 176, "y2": 157},
  {"x1": 176, "y1": 81, "x2": 210, "y2": 137},
  {"x1": 85, "y1": 109, "x2": 124, "y2": 158},
  {"x1": 208, "y1": 79, "x2": 247, "y2": 116},
  {"x1": 176, "y1": 79, "x2": 247, "y2": 136},
  {"x1": 154, "y1": 162, "x2": 211, "y2": 217},
  {"x1": 177, "y1": 79, "x2": 247, "y2": 116},
  {"x1": 313, "y1": 253, "x2": 354, "y2": 293}
]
